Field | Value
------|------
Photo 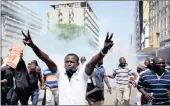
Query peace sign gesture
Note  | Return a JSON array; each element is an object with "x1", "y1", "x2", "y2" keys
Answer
[
  {"x1": 103, "y1": 32, "x2": 114, "y2": 52},
  {"x1": 22, "y1": 30, "x2": 33, "y2": 47}
]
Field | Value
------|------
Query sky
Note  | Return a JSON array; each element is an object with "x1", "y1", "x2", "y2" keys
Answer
[{"x1": 17, "y1": 1, "x2": 135, "y2": 45}]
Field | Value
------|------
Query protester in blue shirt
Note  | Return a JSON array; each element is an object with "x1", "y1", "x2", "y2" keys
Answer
[
  {"x1": 95, "y1": 59, "x2": 112, "y2": 104},
  {"x1": 137, "y1": 56, "x2": 170, "y2": 105}
]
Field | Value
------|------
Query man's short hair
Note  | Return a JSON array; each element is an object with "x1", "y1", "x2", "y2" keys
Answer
[
  {"x1": 65, "y1": 53, "x2": 79, "y2": 63},
  {"x1": 152, "y1": 56, "x2": 165, "y2": 64},
  {"x1": 31, "y1": 60, "x2": 38, "y2": 66}
]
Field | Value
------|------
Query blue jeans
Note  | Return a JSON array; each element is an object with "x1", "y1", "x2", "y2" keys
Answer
[{"x1": 31, "y1": 89, "x2": 39, "y2": 105}]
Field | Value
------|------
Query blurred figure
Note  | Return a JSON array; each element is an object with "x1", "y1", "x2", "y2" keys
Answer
[{"x1": 137, "y1": 56, "x2": 170, "y2": 105}]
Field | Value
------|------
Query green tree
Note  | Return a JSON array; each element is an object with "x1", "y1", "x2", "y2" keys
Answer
[{"x1": 50, "y1": 24, "x2": 84, "y2": 40}]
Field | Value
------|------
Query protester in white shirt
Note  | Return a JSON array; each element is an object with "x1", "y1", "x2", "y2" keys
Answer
[{"x1": 22, "y1": 30, "x2": 114, "y2": 105}]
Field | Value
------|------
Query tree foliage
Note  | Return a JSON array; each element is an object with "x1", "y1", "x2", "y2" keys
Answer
[{"x1": 51, "y1": 24, "x2": 84, "y2": 40}]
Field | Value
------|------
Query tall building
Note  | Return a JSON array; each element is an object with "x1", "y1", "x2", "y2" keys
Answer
[
  {"x1": 135, "y1": 1, "x2": 143, "y2": 53},
  {"x1": 1, "y1": 1, "x2": 42, "y2": 58},
  {"x1": 47, "y1": 1, "x2": 99, "y2": 49},
  {"x1": 135, "y1": 1, "x2": 170, "y2": 59}
]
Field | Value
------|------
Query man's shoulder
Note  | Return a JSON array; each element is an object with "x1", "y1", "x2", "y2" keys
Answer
[
  {"x1": 140, "y1": 69, "x2": 152, "y2": 76},
  {"x1": 113, "y1": 67, "x2": 120, "y2": 71}
]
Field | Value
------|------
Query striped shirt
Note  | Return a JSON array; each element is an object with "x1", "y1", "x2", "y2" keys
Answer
[
  {"x1": 113, "y1": 67, "x2": 133, "y2": 85},
  {"x1": 137, "y1": 69, "x2": 170, "y2": 105},
  {"x1": 43, "y1": 69, "x2": 58, "y2": 88}
]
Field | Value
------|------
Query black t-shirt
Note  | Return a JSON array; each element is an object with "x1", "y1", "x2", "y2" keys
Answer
[
  {"x1": 1, "y1": 65, "x2": 15, "y2": 88},
  {"x1": 15, "y1": 58, "x2": 30, "y2": 89},
  {"x1": 28, "y1": 69, "x2": 41, "y2": 90}
]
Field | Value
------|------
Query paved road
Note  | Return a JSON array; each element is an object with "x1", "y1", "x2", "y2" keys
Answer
[
  {"x1": 28, "y1": 87, "x2": 137, "y2": 105},
  {"x1": 103, "y1": 87, "x2": 137, "y2": 105}
]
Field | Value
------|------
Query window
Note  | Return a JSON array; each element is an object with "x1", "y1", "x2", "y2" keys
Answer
[
  {"x1": 165, "y1": 16, "x2": 168, "y2": 29},
  {"x1": 164, "y1": 31, "x2": 166, "y2": 36},
  {"x1": 55, "y1": 5, "x2": 59, "y2": 8},
  {"x1": 169, "y1": 15, "x2": 170, "y2": 29},
  {"x1": 161, "y1": 19, "x2": 163, "y2": 31},
  {"x1": 74, "y1": 2, "x2": 79, "y2": 7}
]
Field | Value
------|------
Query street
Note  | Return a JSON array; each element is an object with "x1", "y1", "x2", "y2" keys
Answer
[{"x1": 28, "y1": 87, "x2": 137, "y2": 105}]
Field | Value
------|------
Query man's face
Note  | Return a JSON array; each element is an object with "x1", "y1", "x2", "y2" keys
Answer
[
  {"x1": 65, "y1": 56, "x2": 79, "y2": 71},
  {"x1": 120, "y1": 58, "x2": 127, "y2": 67},
  {"x1": 154, "y1": 57, "x2": 166, "y2": 73},
  {"x1": 30, "y1": 63, "x2": 36, "y2": 71}
]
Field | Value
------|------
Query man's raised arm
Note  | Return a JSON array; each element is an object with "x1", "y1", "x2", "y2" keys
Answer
[
  {"x1": 85, "y1": 32, "x2": 114, "y2": 75},
  {"x1": 22, "y1": 30, "x2": 57, "y2": 73}
]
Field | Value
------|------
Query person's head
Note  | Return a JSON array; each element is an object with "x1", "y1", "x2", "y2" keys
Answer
[
  {"x1": 137, "y1": 62, "x2": 147, "y2": 74},
  {"x1": 64, "y1": 53, "x2": 79, "y2": 72},
  {"x1": 30, "y1": 60, "x2": 38, "y2": 71},
  {"x1": 119, "y1": 57, "x2": 127, "y2": 68},
  {"x1": 144, "y1": 58, "x2": 150, "y2": 66},
  {"x1": 153, "y1": 56, "x2": 166, "y2": 74},
  {"x1": 80, "y1": 56, "x2": 86, "y2": 64},
  {"x1": 28, "y1": 63, "x2": 31, "y2": 69},
  {"x1": 97, "y1": 59, "x2": 103, "y2": 67}
]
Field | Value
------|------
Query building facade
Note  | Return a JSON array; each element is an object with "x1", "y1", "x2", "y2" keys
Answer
[
  {"x1": 148, "y1": 1, "x2": 170, "y2": 58},
  {"x1": 135, "y1": 1, "x2": 170, "y2": 60},
  {"x1": 47, "y1": 1, "x2": 99, "y2": 49},
  {"x1": 1, "y1": 1, "x2": 42, "y2": 58},
  {"x1": 135, "y1": 1, "x2": 143, "y2": 53},
  {"x1": 141, "y1": 1, "x2": 150, "y2": 50}
]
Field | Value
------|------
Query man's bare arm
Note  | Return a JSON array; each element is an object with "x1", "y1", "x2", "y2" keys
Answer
[
  {"x1": 104, "y1": 75, "x2": 111, "y2": 88},
  {"x1": 22, "y1": 31, "x2": 57, "y2": 73},
  {"x1": 131, "y1": 72, "x2": 138, "y2": 80},
  {"x1": 85, "y1": 33, "x2": 113, "y2": 75}
]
